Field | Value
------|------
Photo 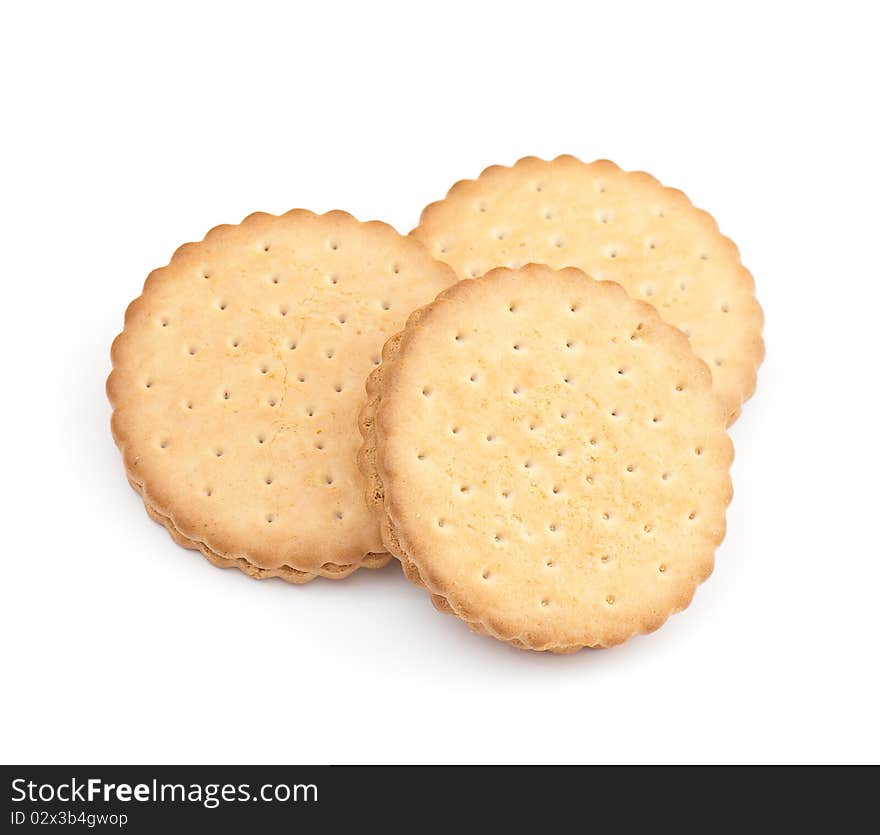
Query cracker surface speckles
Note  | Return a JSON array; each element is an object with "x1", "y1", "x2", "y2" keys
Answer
[
  {"x1": 412, "y1": 155, "x2": 764, "y2": 422},
  {"x1": 108, "y1": 209, "x2": 456, "y2": 580},
  {"x1": 359, "y1": 265, "x2": 734, "y2": 650}
]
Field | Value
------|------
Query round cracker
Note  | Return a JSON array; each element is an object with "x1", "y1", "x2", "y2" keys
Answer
[
  {"x1": 412, "y1": 155, "x2": 764, "y2": 423},
  {"x1": 108, "y1": 209, "x2": 456, "y2": 581},
  {"x1": 359, "y1": 265, "x2": 733, "y2": 650}
]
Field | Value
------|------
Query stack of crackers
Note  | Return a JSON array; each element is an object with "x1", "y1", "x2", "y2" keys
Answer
[{"x1": 108, "y1": 155, "x2": 763, "y2": 652}]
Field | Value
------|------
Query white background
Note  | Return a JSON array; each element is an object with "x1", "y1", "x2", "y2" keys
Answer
[{"x1": 2, "y1": 1, "x2": 878, "y2": 765}]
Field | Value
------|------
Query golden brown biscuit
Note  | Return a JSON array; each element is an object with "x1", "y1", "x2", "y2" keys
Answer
[
  {"x1": 412, "y1": 155, "x2": 764, "y2": 422},
  {"x1": 360, "y1": 265, "x2": 734, "y2": 649},
  {"x1": 109, "y1": 209, "x2": 456, "y2": 581}
]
